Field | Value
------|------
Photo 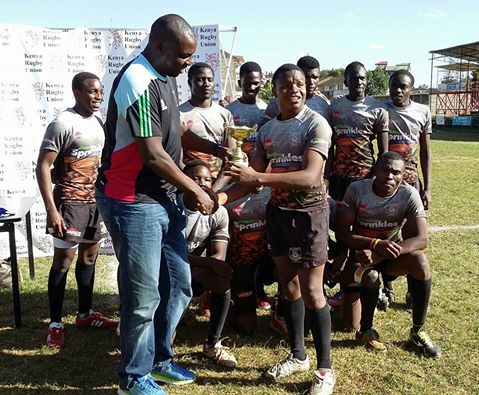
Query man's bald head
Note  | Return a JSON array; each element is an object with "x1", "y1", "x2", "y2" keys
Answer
[
  {"x1": 144, "y1": 14, "x2": 197, "y2": 77},
  {"x1": 149, "y1": 14, "x2": 195, "y2": 44}
]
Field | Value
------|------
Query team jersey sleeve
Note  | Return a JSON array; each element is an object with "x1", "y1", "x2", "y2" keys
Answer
[
  {"x1": 405, "y1": 187, "x2": 427, "y2": 220},
  {"x1": 305, "y1": 115, "x2": 332, "y2": 159},
  {"x1": 423, "y1": 106, "x2": 432, "y2": 135},
  {"x1": 323, "y1": 104, "x2": 332, "y2": 124},
  {"x1": 211, "y1": 206, "x2": 230, "y2": 244},
  {"x1": 264, "y1": 98, "x2": 280, "y2": 119},
  {"x1": 342, "y1": 182, "x2": 359, "y2": 211},
  {"x1": 124, "y1": 82, "x2": 163, "y2": 139},
  {"x1": 40, "y1": 120, "x2": 69, "y2": 153},
  {"x1": 374, "y1": 107, "x2": 389, "y2": 135},
  {"x1": 250, "y1": 124, "x2": 268, "y2": 160},
  {"x1": 224, "y1": 107, "x2": 234, "y2": 127}
]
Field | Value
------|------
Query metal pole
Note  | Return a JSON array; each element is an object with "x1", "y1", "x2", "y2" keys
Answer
[
  {"x1": 8, "y1": 222, "x2": 22, "y2": 327},
  {"x1": 219, "y1": 40, "x2": 229, "y2": 97},
  {"x1": 26, "y1": 211, "x2": 35, "y2": 279},
  {"x1": 429, "y1": 53, "x2": 434, "y2": 110},
  {"x1": 222, "y1": 27, "x2": 238, "y2": 97}
]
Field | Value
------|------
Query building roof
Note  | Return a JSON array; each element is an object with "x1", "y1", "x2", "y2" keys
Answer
[
  {"x1": 430, "y1": 41, "x2": 479, "y2": 62},
  {"x1": 385, "y1": 63, "x2": 410, "y2": 72},
  {"x1": 318, "y1": 75, "x2": 344, "y2": 88},
  {"x1": 233, "y1": 55, "x2": 245, "y2": 64}
]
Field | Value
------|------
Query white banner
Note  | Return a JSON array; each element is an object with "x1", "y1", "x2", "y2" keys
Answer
[{"x1": 0, "y1": 23, "x2": 221, "y2": 258}]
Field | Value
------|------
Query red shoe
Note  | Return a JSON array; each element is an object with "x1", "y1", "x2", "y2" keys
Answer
[
  {"x1": 75, "y1": 311, "x2": 117, "y2": 328},
  {"x1": 257, "y1": 296, "x2": 273, "y2": 310},
  {"x1": 270, "y1": 312, "x2": 289, "y2": 341},
  {"x1": 327, "y1": 291, "x2": 343, "y2": 309},
  {"x1": 46, "y1": 326, "x2": 65, "y2": 348}
]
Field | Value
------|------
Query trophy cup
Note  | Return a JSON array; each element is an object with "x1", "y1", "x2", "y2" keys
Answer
[{"x1": 224, "y1": 125, "x2": 257, "y2": 165}]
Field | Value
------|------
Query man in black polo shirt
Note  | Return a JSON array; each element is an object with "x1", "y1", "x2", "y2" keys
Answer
[{"x1": 96, "y1": 14, "x2": 220, "y2": 395}]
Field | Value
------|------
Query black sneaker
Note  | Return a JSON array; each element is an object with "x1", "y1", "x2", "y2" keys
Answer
[{"x1": 409, "y1": 329, "x2": 442, "y2": 358}]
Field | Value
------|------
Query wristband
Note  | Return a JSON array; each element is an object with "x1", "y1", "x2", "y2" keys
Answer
[
  {"x1": 369, "y1": 238, "x2": 377, "y2": 249},
  {"x1": 372, "y1": 239, "x2": 381, "y2": 250}
]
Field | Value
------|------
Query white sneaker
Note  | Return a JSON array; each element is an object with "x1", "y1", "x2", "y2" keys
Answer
[
  {"x1": 203, "y1": 339, "x2": 238, "y2": 368},
  {"x1": 309, "y1": 368, "x2": 336, "y2": 395},
  {"x1": 264, "y1": 353, "x2": 310, "y2": 380}
]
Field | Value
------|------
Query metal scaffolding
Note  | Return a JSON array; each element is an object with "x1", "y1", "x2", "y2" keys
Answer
[{"x1": 430, "y1": 41, "x2": 479, "y2": 117}]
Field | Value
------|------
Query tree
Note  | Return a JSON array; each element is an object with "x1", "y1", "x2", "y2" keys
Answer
[
  {"x1": 259, "y1": 80, "x2": 273, "y2": 103},
  {"x1": 366, "y1": 68, "x2": 389, "y2": 95},
  {"x1": 320, "y1": 68, "x2": 345, "y2": 79},
  {"x1": 471, "y1": 69, "x2": 478, "y2": 88}
]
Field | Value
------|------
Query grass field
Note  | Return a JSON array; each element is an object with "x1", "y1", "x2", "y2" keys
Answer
[{"x1": 1, "y1": 126, "x2": 478, "y2": 394}]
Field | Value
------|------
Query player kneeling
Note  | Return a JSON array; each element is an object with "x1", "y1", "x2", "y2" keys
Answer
[
  {"x1": 335, "y1": 152, "x2": 441, "y2": 357},
  {"x1": 183, "y1": 160, "x2": 237, "y2": 368}
]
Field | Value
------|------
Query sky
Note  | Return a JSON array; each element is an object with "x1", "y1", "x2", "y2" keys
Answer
[{"x1": 1, "y1": 0, "x2": 478, "y2": 86}]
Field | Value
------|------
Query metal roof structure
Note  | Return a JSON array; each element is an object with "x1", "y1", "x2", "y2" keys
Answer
[
  {"x1": 430, "y1": 41, "x2": 479, "y2": 63},
  {"x1": 436, "y1": 63, "x2": 479, "y2": 72},
  {"x1": 430, "y1": 41, "x2": 479, "y2": 116}
]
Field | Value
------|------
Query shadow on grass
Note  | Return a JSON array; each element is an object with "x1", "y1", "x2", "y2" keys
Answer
[
  {"x1": 389, "y1": 301, "x2": 411, "y2": 312},
  {"x1": 432, "y1": 127, "x2": 479, "y2": 142},
  {"x1": 0, "y1": 289, "x2": 119, "y2": 393},
  {"x1": 176, "y1": 311, "x2": 285, "y2": 349},
  {"x1": 0, "y1": 287, "x2": 322, "y2": 394},
  {"x1": 390, "y1": 339, "x2": 433, "y2": 359}
]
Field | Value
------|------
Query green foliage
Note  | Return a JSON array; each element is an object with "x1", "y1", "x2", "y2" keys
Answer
[
  {"x1": 366, "y1": 68, "x2": 389, "y2": 95},
  {"x1": 259, "y1": 80, "x2": 273, "y2": 103},
  {"x1": 320, "y1": 68, "x2": 345, "y2": 78},
  {"x1": 471, "y1": 69, "x2": 478, "y2": 88}
]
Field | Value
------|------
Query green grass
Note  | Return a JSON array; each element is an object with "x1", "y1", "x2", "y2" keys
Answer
[
  {"x1": 1, "y1": 127, "x2": 478, "y2": 394},
  {"x1": 428, "y1": 127, "x2": 479, "y2": 226}
]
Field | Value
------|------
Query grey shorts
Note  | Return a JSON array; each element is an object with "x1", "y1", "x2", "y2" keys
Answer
[{"x1": 266, "y1": 203, "x2": 329, "y2": 268}]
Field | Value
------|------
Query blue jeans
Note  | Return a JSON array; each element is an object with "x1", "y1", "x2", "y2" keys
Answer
[{"x1": 95, "y1": 189, "x2": 192, "y2": 388}]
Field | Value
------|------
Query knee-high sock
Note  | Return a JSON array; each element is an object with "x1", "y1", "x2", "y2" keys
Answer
[
  {"x1": 382, "y1": 273, "x2": 395, "y2": 292},
  {"x1": 207, "y1": 290, "x2": 231, "y2": 345},
  {"x1": 284, "y1": 298, "x2": 306, "y2": 361},
  {"x1": 359, "y1": 287, "x2": 379, "y2": 332},
  {"x1": 75, "y1": 262, "x2": 95, "y2": 315},
  {"x1": 306, "y1": 304, "x2": 332, "y2": 369},
  {"x1": 408, "y1": 276, "x2": 431, "y2": 331},
  {"x1": 48, "y1": 268, "x2": 68, "y2": 323},
  {"x1": 276, "y1": 295, "x2": 285, "y2": 318}
]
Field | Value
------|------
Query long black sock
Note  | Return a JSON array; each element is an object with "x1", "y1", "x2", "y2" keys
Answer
[
  {"x1": 382, "y1": 273, "x2": 395, "y2": 292},
  {"x1": 48, "y1": 267, "x2": 68, "y2": 323},
  {"x1": 284, "y1": 298, "x2": 306, "y2": 361},
  {"x1": 407, "y1": 276, "x2": 431, "y2": 331},
  {"x1": 306, "y1": 304, "x2": 332, "y2": 369},
  {"x1": 75, "y1": 262, "x2": 95, "y2": 315},
  {"x1": 359, "y1": 287, "x2": 379, "y2": 332},
  {"x1": 207, "y1": 290, "x2": 231, "y2": 345},
  {"x1": 276, "y1": 296, "x2": 285, "y2": 318}
]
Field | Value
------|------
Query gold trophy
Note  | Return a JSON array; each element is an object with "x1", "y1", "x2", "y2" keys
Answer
[{"x1": 224, "y1": 125, "x2": 257, "y2": 165}]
